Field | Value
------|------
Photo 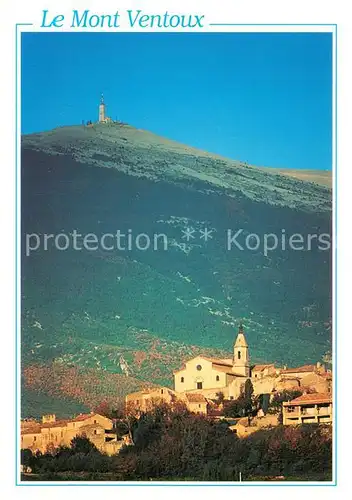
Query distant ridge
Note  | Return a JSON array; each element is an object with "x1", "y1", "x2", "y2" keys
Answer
[
  {"x1": 23, "y1": 123, "x2": 331, "y2": 213},
  {"x1": 259, "y1": 167, "x2": 332, "y2": 188}
]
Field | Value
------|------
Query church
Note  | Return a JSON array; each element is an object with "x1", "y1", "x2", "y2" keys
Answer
[
  {"x1": 173, "y1": 324, "x2": 330, "y2": 401},
  {"x1": 173, "y1": 324, "x2": 254, "y2": 400}
]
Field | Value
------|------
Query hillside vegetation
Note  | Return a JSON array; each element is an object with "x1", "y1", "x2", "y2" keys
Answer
[{"x1": 21, "y1": 123, "x2": 332, "y2": 416}]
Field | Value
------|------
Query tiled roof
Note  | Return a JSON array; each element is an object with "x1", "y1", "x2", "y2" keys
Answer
[
  {"x1": 279, "y1": 376, "x2": 300, "y2": 381},
  {"x1": 72, "y1": 413, "x2": 96, "y2": 422},
  {"x1": 173, "y1": 356, "x2": 233, "y2": 374},
  {"x1": 127, "y1": 390, "x2": 148, "y2": 398},
  {"x1": 22, "y1": 420, "x2": 70, "y2": 432},
  {"x1": 126, "y1": 389, "x2": 155, "y2": 398},
  {"x1": 21, "y1": 424, "x2": 42, "y2": 435},
  {"x1": 126, "y1": 387, "x2": 176, "y2": 401},
  {"x1": 281, "y1": 364, "x2": 316, "y2": 374},
  {"x1": 185, "y1": 393, "x2": 207, "y2": 403},
  {"x1": 21, "y1": 413, "x2": 109, "y2": 434},
  {"x1": 205, "y1": 357, "x2": 233, "y2": 367},
  {"x1": 252, "y1": 364, "x2": 275, "y2": 371},
  {"x1": 211, "y1": 364, "x2": 236, "y2": 375},
  {"x1": 41, "y1": 420, "x2": 69, "y2": 429},
  {"x1": 283, "y1": 393, "x2": 332, "y2": 406}
]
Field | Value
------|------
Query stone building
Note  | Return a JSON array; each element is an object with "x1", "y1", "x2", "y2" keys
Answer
[
  {"x1": 282, "y1": 393, "x2": 332, "y2": 425},
  {"x1": 251, "y1": 364, "x2": 277, "y2": 379},
  {"x1": 125, "y1": 386, "x2": 179, "y2": 413},
  {"x1": 125, "y1": 386, "x2": 208, "y2": 415},
  {"x1": 184, "y1": 393, "x2": 208, "y2": 414},
  {"x1": 21, "y1": 413, "x2": 123, "y2": 455},
  {"x1": 280, "y1": 364, "x2": 323, "y2": 379}
]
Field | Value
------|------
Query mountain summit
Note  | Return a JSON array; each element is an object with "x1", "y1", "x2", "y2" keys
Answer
[{"x1": 23, "y1": 123, "x2": 331, "y2": 212}]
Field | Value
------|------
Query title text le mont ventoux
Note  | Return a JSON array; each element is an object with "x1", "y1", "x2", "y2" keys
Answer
[{"x1": 41, "y1": 10, "x2": 205, "y2": 29}]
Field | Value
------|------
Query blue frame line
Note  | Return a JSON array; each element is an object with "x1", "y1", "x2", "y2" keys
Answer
[
  {"x1": 333, "y1": 23, "x2": 338, "y2": 486},
  {"x1": 15, "y1": 22, "x2": 34, "y2": 486},
  {"x1": 15, "y1": 23, "x2": 337, "y2": 487},
  {"x1": 209, "y1": 23, "x2": 337, "y2": 26},
  {"x1": 15, "y1": 23, "x2": 18, "y2": 487}
]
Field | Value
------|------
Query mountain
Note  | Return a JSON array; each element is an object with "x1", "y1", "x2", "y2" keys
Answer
[
  {"x1": 258, "y1": 168, "x2": 332, "y2": 188},
  {"x1": 21, "y1": 123, "x2": 332, "y2": 417}
]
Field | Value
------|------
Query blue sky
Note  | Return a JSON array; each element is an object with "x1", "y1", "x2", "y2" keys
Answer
[{"x1": 21, "y1": 32, "x2": 332, "y2": 170}]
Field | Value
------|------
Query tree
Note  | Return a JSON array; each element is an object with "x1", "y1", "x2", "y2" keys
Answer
[
  {"x1": 94, "y1": 399, "x2": 125, "y2": 419},
  {"x1": 21, "y1": 448, "x2": 36, "y2": 472},
  {"x1": 243, "y1": 379, "x2": 254, "y2": 412},
  {"x1": 223, "y1": 397, "x2": 246, "y2": 417},
  {"x1": 94, "y1": 400, "x2": 113, "y2": 418},
  {"x1": 70, "y1": 434, "x2": 98, "y2": 455},
  {"x1": 215, "y1": 391, "x2": 225, "y2": 406},
  {"x1": 269, "y1": 390, "x2": 303, "y2": 413},
  {"x1": 224, "y1": 379, "x2": 255, "y2": 419}
]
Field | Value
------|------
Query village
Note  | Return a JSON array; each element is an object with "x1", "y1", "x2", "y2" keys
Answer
[{"x1": 21, "y1": 323, "x2": 333, "y2": 459}]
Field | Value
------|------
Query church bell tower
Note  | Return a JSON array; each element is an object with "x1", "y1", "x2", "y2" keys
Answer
[
  {"x1": 232, "y1": 323, "x2": 250, "y2": 377},
  {"x1": 99, "y1": 93, "x2": 106, "y2": 122}
]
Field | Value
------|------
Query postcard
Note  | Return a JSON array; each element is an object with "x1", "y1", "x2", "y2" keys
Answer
[{"x1": 1, "y1": 0, "x2": 346, "y2": 497}]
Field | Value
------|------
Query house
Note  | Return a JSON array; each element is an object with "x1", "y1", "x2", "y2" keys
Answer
[
  {"x1": 282, "y1": 393, "x2": 332, "y2": 425},
  {"x1": 125, "y1": 387, "x2": 209, "y2": 415},
  {"x1": 21, "y1": 413, "x2": 122, "y2": 455},
  {"x1": 184, "y1": 393, "x2": 208, "y2": 414},
  {"x1": 300, "y1": 371, "x2": 332, "y2": 394},
  {"x1": 125, "y1": 386, "x2": 179, "y2": 413},
  {"x1": 251, "y1": 364, "x2": 277, "y2": 379},
  {"x1": 279, "y1": 363, "x2": 326, "y2": 379}
]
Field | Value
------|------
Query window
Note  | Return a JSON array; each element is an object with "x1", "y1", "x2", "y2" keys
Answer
[
  {"x1": 161, "y1": 389, "x2": 164, "y2": 394},
  {"x1": 198, "y1": 404, "x2": 201, "y2": 408},
  {"x1": 196, "y1": 364, "x2": 202, "y2": 371},
  {"x1": 94, "y1": 430, "x2": 97, "y2": 435},
  {"x1": 181, "y1": 377, "x2": 184, "y2": 383},
  {"x1": 197, "y1": 382, "x2": 203, "y2": 390},
  {"x1": 94, "y1": 419, "x2": 97, "y2": 424},
  {"x1": 33, "y1": 436, "x2": 36, "y2": 442},
  {"x1": 238, "y1": 351, "x2": 241, "y2": 360},
  {"x1": 216, "y1": 375, "x2": 220, "y2": 381}
]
